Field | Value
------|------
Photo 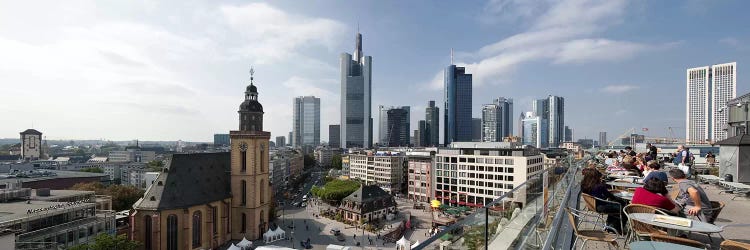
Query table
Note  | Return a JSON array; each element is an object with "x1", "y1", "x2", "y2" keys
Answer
[
  {"x1": 629, "y1": 241, "x2": 703, "y2": 250},
  {"x1": 718, "y1": 181, "x2": 750, "y2": 200},
  {"x1": 606, "y1": 181, "x2": 643, "y2": 189},
  {"x1": 628, "y1": 213, "x2": 723, "y2": 233},
  {"x1": 613, "y1": 191, "x2": 634, "y2": 201}
]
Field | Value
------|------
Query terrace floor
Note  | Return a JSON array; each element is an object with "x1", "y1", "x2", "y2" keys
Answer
[{"x1": 577, "y1": 178, "x2": 750, "y2": 249}]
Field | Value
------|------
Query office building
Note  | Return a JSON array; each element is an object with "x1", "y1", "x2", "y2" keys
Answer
[
  {"x1": 599, "y1": 132, "x2": 607, "y2": 147},
  {"x1": 564, "y1": 126, "x2": 573, "y2": 142},
  {"x1": 726, "y1": 92, "x2": 750, "y2": 137},
  {"x1": 214, "y1": 133, "x2": 230, "y2": 146},
  {"x1": 315, "y1": 146, "x2": 341, "y2": 168},
  {"x1": 481, "y1": 98, "x2": 513, "y2": 142},
  {"x1": 533, "y1": 95, "x2": 565, "y2": 147},
  {"x1": 329, "y1": 125, "x2": 341, "y2": 148},
  {"x1": 275, "y1": 136, "x2": 285, "y2": 148},
  {"x1": 108, "y1": 149, "x2": 155, "y2": 163},
  {"x1": 425, "y1": 100, "x2": 440, "y2": 146},
  {"x1": 495, "y1": 97, "x2": 514, "y2": 138},
  {"x1": 433, "y1": 142, "x2": 544, "y2": 208},
  {"x1": 521, "y1": 112, "x2": 548, "y2": 148},
  {"x1": 414, "y1": 120, "x2": 427, "y2": 147},
  {"x1": 348, "y1": 151, "x2": 406, "y2": 194},
  {"x1": 340, "y1": 32, "x2": 373, "y2": 148},
  {"x1": 293, "y1": 96, "x2": 321, "y2": 147},
  {"x1": 407, "y1": 151, "x2": 433, "y2": 202},
  {"x1": 379, "y1": 106, "x2": 411, "y2": 146},
  {"x1": 472, "y1": 118, "x2": 482, "y2": 142},
  {"x1": 288, "y1": 131, "x2": 293, "y2": 146},
  {"x1": 20, "y1": 129, "x2": 42, "y2": 161},
  {"x1": 687, "y1": 62, "x2": 737, "y2": 142},
  {"x1": 444, "y1": 65, "x2": 473, "y2": 144}
]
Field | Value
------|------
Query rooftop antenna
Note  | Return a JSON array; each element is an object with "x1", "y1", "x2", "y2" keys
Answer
[
  {"x1": 451, "y1": 48, "x2": 454, "y2": 65},
  {"x1": 249, "y1": 66, "x2": 255, "y2": 85}
]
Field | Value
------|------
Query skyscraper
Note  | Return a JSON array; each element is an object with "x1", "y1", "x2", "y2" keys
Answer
[
  {"x1": 288, "y1": 131, "x2": 293, "y2": 146},
  {"x1": 521, "y1": 112, "x2": 548, "y2": 148},
  {"x1": 340, "y1": 32, "x2": 372, "y2": 148},
  {"x1": 533, "y1": 95, "x2": 564, "y2": 147},
  {"x1": 472, "y1": 118, "x2": 482, "y2": 142},
  {"x1": 275, "y1": 136, "x2": 285, "y2": 148},
  {"x1": 293, "y1": 96, "x2": 320, "y2": 147},
  {"x1": 416, "y1": 120, "x2": 427, "y2": 147},
  {"x1": 384, "y1": 107, "x2": 410, "y2": 147},
  {"x1": 481, "y1": 97, "x2": 514, "y2": 142},
  {"x1": 686, "y1": 62, "x2": 737, "y2": 142},
  {"x1": 444, "y1": 65, "x2": 473, "y2": 144},
  {"x1": 425, "y1": 100, "x2": 440, "y2": 146},
  {"x1": 564, "y1": 126, "x2": 573, "y2": 142},
  {"x1": 329, "y1": 125, "x2": 340, "y2": 148},
  {"x1": 379, "y1": 106, "x2": 410, "y2": 146}
]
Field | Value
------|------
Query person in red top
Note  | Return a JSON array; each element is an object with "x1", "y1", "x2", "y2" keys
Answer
[{"x1": 631, "y1": 179, "x2": 680, "y2": 214}]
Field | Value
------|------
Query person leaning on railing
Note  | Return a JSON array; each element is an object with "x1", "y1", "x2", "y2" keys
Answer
[
  {"x1": 631, "y1": 179, "x2": 681, "y2": 215},
  {"x1": 581, "y1": 168, "x2": 627, "y2": 233}
]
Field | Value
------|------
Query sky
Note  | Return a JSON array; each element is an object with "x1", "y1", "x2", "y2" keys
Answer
[{"x1": 1, "y1": 0, "x2": 749, "y2": 143}]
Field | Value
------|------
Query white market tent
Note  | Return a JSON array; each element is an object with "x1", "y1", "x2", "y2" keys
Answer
[
  {"x1": 228, "y1": 243, "x2": 242, "y2": 250},
  {"x1": 237, "y1": 237, "x2": 253, "y2": 249},
  {"x1": 263, "y1": 227, "x2": 287, "y2": 243}
]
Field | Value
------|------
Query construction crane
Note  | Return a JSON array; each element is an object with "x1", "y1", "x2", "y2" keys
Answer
[{"x1": 609, "y1": 128, "x2": 635, "y2": 146}]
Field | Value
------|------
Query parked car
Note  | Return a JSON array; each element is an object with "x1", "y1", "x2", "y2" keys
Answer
[
  {"x1": 336, "y1": 234, "x2": 345, "y2": 242},
  {"x1": 330, "y1": 228, "x2": 341, "y2": 236}
]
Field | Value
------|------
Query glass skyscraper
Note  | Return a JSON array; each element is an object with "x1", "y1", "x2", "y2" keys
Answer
[
  {"x1": 425, "y1": 100, "x2": 440, "y2": 146},
  {"x1": 293, "y1": 96, "x2": 320, "y2": 146},
  {"x1": 340, "y1": 32, "x2": 372, "y2": 148},
  {"x1": 481, "y1": 97, "x2": 514, "y2": 142},
  {"x1": 444, "y1": 65, "x2": 473, "y2": 144},
  {"x1": 521, "y1": 112, "x2": 548, "y2": 148},
  {"x1": 379, "y1": 106, "x2": 410, "y2": 146},
  {"x1": 532, "y1": 95, "x2": 564, "y2": 147}
]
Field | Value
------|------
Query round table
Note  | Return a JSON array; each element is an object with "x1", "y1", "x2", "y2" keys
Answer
[
  {"x1": 613, "y1": 191, "x2": 634, "y2": 201},
  {"x1": 606, "y1": 181, "x2": 643, "y2": 189},
  {"x1": 628, "y1": 213, "x2": 723, "y2": 233},
  {"x1": 629, "y1": 241, "x2": 703, "y2": 250}
]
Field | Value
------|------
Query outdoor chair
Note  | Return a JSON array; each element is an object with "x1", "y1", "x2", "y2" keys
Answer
[
  {"x1": 623, "y1": 204, "x2": 668, "y2": 243},
  {"x1": 649, "y1": 233, "x2": 706, "y2": 249},
  {"x1": 581, "y1": 193, "x2": 624, "y2": 235},
  {"x1": 689, "y1": 201, "x2": 726, "y2": 242},
  {"x1": 720, "y1": 239, "x2": 750, "y2": 250},
  {"x1": 566, "y1": 207, "x2": 621, "y2": 250}
]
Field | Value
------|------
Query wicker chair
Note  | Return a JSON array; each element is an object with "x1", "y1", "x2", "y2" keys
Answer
[
  {"x1": 623, "y1": 204, "x2": 668, "y2": 243},
  {"x1": 581, "y1": 193, "x2": 624, "y2": 234},
  {"x1": 566, "y1": 207, "x2": 621, "y2": 250},
  {"x1": 649, "y1": 233, "x2": 706, "y2": 249},
  {"x1": 720, "y1": 239, "x2": 750, "y2": 250},
  {"x1": 687, "y1": 201, "x2": 726, "y2": 242}
]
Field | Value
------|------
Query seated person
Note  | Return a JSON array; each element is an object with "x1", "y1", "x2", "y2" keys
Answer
[
  {"x1": 622, "y1": 162, "x2": 642, "y2": 176},
  {"x1": 669, "y1": 169, "x2": 713, "y2": 221},
  {"x1": 631, "y1": 179, "x2": 680, "y2": 214},
  {"x1": 641, "y1": 160, "x2": 668, "y2": 183},
  {"x1": 581, "y1": 168, "x2": 627, "y2": 233}
]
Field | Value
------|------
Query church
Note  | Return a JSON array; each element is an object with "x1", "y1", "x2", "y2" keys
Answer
[{"x1": 131, "y1": 69, "x2": 272, "y2": 250}]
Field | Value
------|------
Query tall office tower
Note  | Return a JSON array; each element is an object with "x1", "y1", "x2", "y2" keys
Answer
[
  {"x1": 444, "y1": 65, "x2": 473, "y2": 144},
  {"x1": 472, "y1": 118, "x2": 482, "y2": 142},
  {"x1": 481, "y1": 97, "x2": 514, "y2": 142},
  {"x1": 379, "y1": 106, "x2": 411, "y2": 146},
  {"x1": 293, "y1": 96, "x2": 321, "y2": 147},
  {"x1": 329, "y1": 125, "x2": 341, "y2": 148},
  {"x1": 599, "y1": 132, "x2": 607, "y2": 147},
  {"x1": 521, "y1": 112, "x2": 549, "y2": 148},
  {"x1": 340, "y1": 32, "x2": 373, "y2": 148},
  {"x1": 415, "y1": 120, "x2": 427, "y2": 147},
  {"x1": 384, "y1": 107, "x2": 411, "y2": 147},
  {"x1": 425, "y1": 100, "x2": 440, "y2": 146},
  {"x1": 532, "y1": 95, "x2": 565, "y2": 147},
  {"x1": 564, "y1": 126, "x2": 573, "y2": 142},
  {"x1": 275, "y1": 136, "x2": 285, "y2": 148},
  {"x1": 686, "y1": 62, "x2": 737, "y2": 142},
  {"x1": 288, "y1": 131, "x2": 293, "y2": 146}
]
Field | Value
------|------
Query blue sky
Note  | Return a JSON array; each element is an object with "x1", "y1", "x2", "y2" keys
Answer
[{"x1": 1, "y1": 0, "x2": 748, "y2": 142}]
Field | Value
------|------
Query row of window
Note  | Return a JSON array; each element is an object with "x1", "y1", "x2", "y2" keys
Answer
[
  {"x1": 437, "y1": 156, "x2": 516, "y2": 165},
  {"x1": 436, "y1": 164, "x2": 517, "y2": 173}
]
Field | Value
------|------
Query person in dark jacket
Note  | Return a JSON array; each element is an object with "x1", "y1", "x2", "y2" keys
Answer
[{"x1": 581, "y1": 168, "x2": 627, "y2": 232}]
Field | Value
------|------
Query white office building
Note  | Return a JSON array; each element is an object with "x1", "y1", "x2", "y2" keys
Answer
[
  {"x1": 433, "y1": 142, "x2": 544, "y2": 208},
  {"x1": 348, "y1": 151, "x2": 406, "y2": 194},
  {"x1": 686, "y1": 62, "x2": 737, "y2": 142}
]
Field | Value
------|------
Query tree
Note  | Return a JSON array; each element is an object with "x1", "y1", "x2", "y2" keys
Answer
[
  {"x1": 80, "y1": 167, "x2": 104, "y2": 173},
  {"x1": 69, "y1": 233, "x2": 141, "y2": 250},
  {"x1": 147, "y1": 160, "x2": 164, "y2": 171},
  {"x1": 304, "y1": 154, "x2": 315, "y2": 168},
  {"x1": 310, "y1": 179, "x2": 360, "y2": 203},
  {"x1": 331, "y1": 155, "x2": 342, "y2": 170},
  {"x1": 71, "y1": 182, "x2": 145, "y2": 211}
]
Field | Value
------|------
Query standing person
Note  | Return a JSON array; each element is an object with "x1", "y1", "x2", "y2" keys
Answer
[
  {"x1": 646, "y1": 143, "x2": 658, "y2": 161},
  {"x1": 706, "y1": 151, "x2": 716, "y2": 167},
  {"x1": 676, "y1": 145, "x2": 693, "y2": 178},
  {"x1": 669, "y1": 169, "x2": 712, "y2": 221}
]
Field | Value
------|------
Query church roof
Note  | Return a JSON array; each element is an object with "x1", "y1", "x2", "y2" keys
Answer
[
  {"x1": 240, "y1": 99, "x2": 263, "y2": 112},
  {"x1": 20, "y1": 129, "x2": 42, "y2": 135},
  {"x1": 134, "y1": 152, "x2": 231, "y2": 210}
]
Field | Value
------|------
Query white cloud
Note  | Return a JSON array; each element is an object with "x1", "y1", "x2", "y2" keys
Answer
[
  {"x1": 430, "y1": 0, "x2": 665, "y2": 89},
  {"x1": 600, "y1": 85, "x2": 640, "y2": 94}
]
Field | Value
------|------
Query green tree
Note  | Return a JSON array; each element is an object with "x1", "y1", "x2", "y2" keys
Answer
[
  {"x1": 71, "y1": 182, "x2": 145, "y2": 211},
  {"x1": 310, "y1": 179, "x2": 360, "y2": 202},
  {"x1": 80, "y1": 167, "x2": 104, "y2": 173},
  {"x1": 304, "y1": 154, "x2": 315, "y2": 168},
  {"x1": 147, "y1": 160, "x2": 164, "y2": 171},
  {"x1": 331, "y1": 155, "x2": 342, "y2": 170},
  {"x1": 69, "y1": 233, "x2": 141, "y2": 250}
]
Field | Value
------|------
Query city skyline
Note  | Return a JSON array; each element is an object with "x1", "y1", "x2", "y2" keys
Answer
[{"x1": 1, "y1": 1, "x2": 750, "y2": 142}]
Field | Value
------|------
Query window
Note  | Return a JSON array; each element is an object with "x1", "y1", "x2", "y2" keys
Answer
[
  {"x1": 167, "y1": 215, "x2": 178, "y2": 250},
  {"x1": 144, "y1": 216, "x2": 152, "y2": 250},
  {"x1": 192, "y1": 211, "x2": 202, "y2": 247},
  {"x1": 241, "y1": 180, "x2": 247, "y2": 205},
  {"x1": 259, "y1": 179, "x2": 265, "y2": 204},
  {"x1": 212, "y1": 207, "x2": 218, "y2": 236},
  {"x1": 241, "y1": 150, "x2": 247, "y2": 172},
  {"x1": 241, "y1": 213, "x2": 247, "y2": 233}
]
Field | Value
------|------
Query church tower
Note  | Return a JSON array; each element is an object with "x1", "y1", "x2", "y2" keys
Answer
[{"x1": 230, "y1": 67, "x2": 272, "y2": 240}]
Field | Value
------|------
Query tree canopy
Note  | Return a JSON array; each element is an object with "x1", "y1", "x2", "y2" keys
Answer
[
  {"x1": 310, "y1": 179, "x2": 360, "y2": 202},
  {"x1": 331, "y1": 155, "x2": 342, "y2": 169},
  {"x1": 69, "y1": 233, "x2": 140, "y2": 250},
  {"x1": 71, "y1": 182, "x2": 144, "y2": 211},
  {"x1": 80, "y1": 167, "x2": 104, "y2": 173}
]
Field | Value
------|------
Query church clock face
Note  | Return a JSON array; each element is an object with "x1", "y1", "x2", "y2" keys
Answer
[{"x1": 239, "y1": 142, "x2": 248, "y2": 151}]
